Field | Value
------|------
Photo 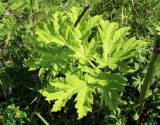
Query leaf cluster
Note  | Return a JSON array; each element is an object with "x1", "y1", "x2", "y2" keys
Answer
[{"x1": 25, "y1": 6, "x2": 146, "y2": 119}]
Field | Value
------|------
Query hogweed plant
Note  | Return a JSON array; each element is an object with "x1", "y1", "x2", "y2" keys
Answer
[{"x1": 25, "y1": 6, "x2": 146, "y2": 119}]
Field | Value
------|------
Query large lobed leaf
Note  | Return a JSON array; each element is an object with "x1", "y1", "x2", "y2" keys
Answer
[
  {"x1": 25, "y1": 6, "x2": 146, "y2": 119},
  {"x1": 98, "y1": 20, "x2": 147, "y2": 69},
  {"x1": 40, "y1": 74, "x2": 94, "y2": 119}
]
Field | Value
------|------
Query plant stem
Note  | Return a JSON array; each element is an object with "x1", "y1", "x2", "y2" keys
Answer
[
  {"x1": 138, "y1": 3, "x2": 160, "y2": 115},
  {"x1": 35, "y1": 112, "x2": 49, "y2": 125},
  {"x1": 138, "y1": 35, "x2": 160, "y2": 115},
  {"x1": 74, "y1": 3, "x2": 90, "y2": 27}
]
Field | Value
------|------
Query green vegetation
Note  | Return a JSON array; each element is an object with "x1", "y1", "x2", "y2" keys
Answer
[{"x1": 1, "y1": 0, "x2": 160, "y2": 125}]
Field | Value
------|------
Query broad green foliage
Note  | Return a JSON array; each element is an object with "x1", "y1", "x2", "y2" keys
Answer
[
  {"x1": 25, "y1": 6, "x2": 146, "y2": 119},
  {"x1": 40, "y1": 74, "x2": 94, "y2": 119},
  {"x1": 98, "y1": 20, "x2": 145, "y2": 69}
]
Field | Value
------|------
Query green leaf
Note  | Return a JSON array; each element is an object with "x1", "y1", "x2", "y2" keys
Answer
[
  {"x1": 98, "y1": 20, "x2": 146, "y2": 69},
  {"x1": 40, "y1": 74, "x2": 94, "y2": 119},
  {"x1": 118, "y1": 62, "x2": 135, "y2": 74},
  {"x1": 97, "y1": 73, "x2": 127, "y2": 111},
  {"x1": 75, "y1": 85, "x2": 93, "y2": 119},
  {"x1": 133, "y1": 112, "x2": 139, "y2": 120},
  {"x1": 25, "y1": 44, "x2": 73, "y2": 70},
  {"x1": 25, "y1": 6, "x2": 146, "y2": 119},
  {"x1": 98, "y1": 20, "x2": 119, "y2": 66},
  {"x1": 81, "y1": 15, "x2": 101, "y2": 42}
]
